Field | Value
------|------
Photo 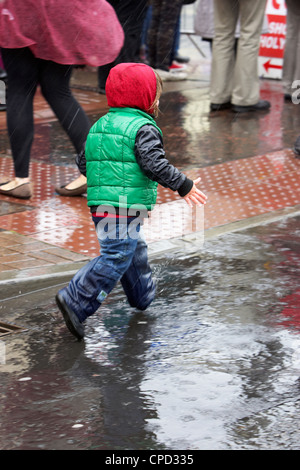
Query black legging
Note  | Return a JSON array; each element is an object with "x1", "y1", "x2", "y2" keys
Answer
[
  {"x1": 98, "y1": 0, "x2": 148, "y2": 90},
  {"x1": 2, "y1": 47, "x2": 91, "y2": 178}
]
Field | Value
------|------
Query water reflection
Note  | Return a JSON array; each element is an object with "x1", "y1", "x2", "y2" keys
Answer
[
  {"x1": 81, "y1": 307, "x2": 160, "y2": 450},
  {"x1": 83, "y1": 217, "x2": 300, "y2": 449}
]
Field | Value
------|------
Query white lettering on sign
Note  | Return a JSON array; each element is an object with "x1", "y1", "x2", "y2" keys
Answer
[
  {"x1": 268, "y1": 21, "x2": 286, "y2": 35},
  {"x1": 259, "y1": 0, "x2": 287, "y2": 78},
  {"x1": 260, "y1": 35, "x2": 285, "y2": 50}
]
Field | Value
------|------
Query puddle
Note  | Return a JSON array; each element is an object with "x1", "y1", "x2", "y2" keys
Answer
[{"x1": 0, "y1": 216, "x2": 299, "y2": 449}]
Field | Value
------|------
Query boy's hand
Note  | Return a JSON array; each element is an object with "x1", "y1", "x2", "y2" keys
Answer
[{"x1": 183, "y1": 177, "x2": 207, "y2": 207}]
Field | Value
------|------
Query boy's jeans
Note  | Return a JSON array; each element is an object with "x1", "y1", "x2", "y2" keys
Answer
[{"x1": 57, "y1": 217, "x2": 156, "y2": 322}]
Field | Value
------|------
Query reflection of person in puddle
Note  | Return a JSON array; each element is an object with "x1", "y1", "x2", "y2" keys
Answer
[
  {"x1": 73, "y1": 310, "x2": 158, "y2": 449},
  {"x1": 56, "y1": 62, "x2": 207, "y2": 340}
]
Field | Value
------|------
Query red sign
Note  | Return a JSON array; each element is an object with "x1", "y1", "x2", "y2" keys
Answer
[
  {"x1": 259, "y1": 14, "x2": 286, "y2": 59},
  {"x1": 258, "y1": 0, "x2": 286, "y2": 79}
]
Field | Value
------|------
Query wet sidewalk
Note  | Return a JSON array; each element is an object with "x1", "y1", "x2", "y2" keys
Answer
[
  {"x1": 0, "y1": 41, "x2": 300, "y2": 295},
  {"x1": 0, "y1": 210, "x2": 299, "y2": 450},
  {"x1": 0, "y1": 37, "x2": 300, "y2": 452}
]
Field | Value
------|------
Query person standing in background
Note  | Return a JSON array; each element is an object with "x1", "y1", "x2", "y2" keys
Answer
[
  {"x1": 194, "y1": 0, "x2": 268, "y2": 50},
  {"x1": 147, "y1": 0, "x2": 187, "y2": 81},
  {"x1": 282, "y1": 0, "x2": 300, "y2": 102},
  {"x1": 98, "y1": 0, "x2": 148, "y2": 94},
  {"x1": 210, "y1": 0, "x2": 270, "y2": 113},
  {"x1": 281, "y1": 0, "x2": 300, "y2": 157}
]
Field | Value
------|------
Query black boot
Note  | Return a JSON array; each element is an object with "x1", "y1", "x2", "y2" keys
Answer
[{"x1": 56, "y1": 291, "x2": 85, "y2": 340}]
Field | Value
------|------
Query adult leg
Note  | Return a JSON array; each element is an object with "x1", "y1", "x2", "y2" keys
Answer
[
  {"x1": 98, "y1": 0, "x2": 148, "y2": 91},
  {"x1": 147, "y1": 0, "x2": 183, "y2": 71},
  {"x1": 231, "y1": 0, "x2": 267, "y2": 107},
  {"x1": 0, "y1": 48, "x2": 38, "y2": 198},
  {"x1": 38, "y1": 60, "x2": 91, "y2": 194},
  {"x1": 98, "y1": 62, "x2": 114, "y2": 93},
  {"x1": 147, "y1": 0, "x2": 161, "y2": 69},
  {"x1": 1, "y1": 48, "x2": 38, "y2": 179},
  {"x1": 210, "y1": 0, "x2": 239, "y2": 106},
  {"x1": 289, "y1": 0, "x2": 300, "y2": 157},
  {"x1": 39, "y1": 60, "x2": 90, "y2": 154},
  {"x1": 114, "y1": 0, "x2": 148, "y2": 63},
  {"x1": 282, "y1": 0, "x2": 300, "y2": 98}
]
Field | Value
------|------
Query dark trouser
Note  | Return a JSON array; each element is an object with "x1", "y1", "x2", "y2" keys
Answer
[
  {"x1": 98, "y1": 0, "x2": 148, "y2": 89},
  {"x1": 1, "y1": 47, "x2": 91, "y2": 178},
  {"x1": 57, "y1": 217, "x2": 156, "y2": 323},
  {"x1": 282, "y1": 0, "x2": 300, "y2": 96},
  {"x1": 147, "y1": 0, "x2": 183, "y2": 71}
]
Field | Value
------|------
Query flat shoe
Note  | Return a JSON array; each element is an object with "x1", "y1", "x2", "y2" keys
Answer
[
  {"x1": 56, "y1": 291, "x2": 84, "y2": 340},
  {"x1": 55, "y1": 183, "x2": 87, "y2": 196},
  {"x1": 0, "y1": 182, "x2": 32, "y2": 199}
]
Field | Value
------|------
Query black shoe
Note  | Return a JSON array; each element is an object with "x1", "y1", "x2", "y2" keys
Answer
[
  {"x1": 293, "y1": 135, "x2": 300, "y2": 158},
  {"x1": 284, "y1": 94, "x2": 292, "y2": 102},
  {"x1": 174, "y1": 55, "x2": 190, "y2": 64},
  {"x1": 0, "y1": 104, "x2": 6, "y2": 112},
  {"x1": 232, "y1": 100, "x2": 271, "y2": 113},
  {"x1": 56, "y1": 291, "x2": 84, "y2": 340},
  {"x1": 210, "y1": 101, "x2": 231, "y2": 111}
]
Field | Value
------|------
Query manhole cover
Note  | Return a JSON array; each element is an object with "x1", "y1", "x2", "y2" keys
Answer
[{"x1": 0, "y1": 321, "x2": 25, "y2": 337}]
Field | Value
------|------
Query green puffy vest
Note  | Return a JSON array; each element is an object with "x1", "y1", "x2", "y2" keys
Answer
[{"x1": 85, "y1": 107, "x2": 162, "y2": 211}]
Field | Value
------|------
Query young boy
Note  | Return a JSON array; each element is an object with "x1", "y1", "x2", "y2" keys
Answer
[{"x1": 56, "y1": 63, "x2": 207, "y2": 340}]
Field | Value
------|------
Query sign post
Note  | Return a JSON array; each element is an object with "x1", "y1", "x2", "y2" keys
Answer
[{"x1": 258, "y1": 0, "x2": 287, "y2": 79}]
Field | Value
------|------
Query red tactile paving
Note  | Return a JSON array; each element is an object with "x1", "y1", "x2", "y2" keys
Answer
[
  {"x1": 0, "y1": 147, "x2": 299, "y2": 259},
  {"x1": 0, "y1": 83, "x2": 299, "y2": 268}
]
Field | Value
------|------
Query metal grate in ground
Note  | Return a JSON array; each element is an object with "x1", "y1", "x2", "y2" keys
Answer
[{"x1": 0, "y1": 321, "x2": 25, "y2": 337}]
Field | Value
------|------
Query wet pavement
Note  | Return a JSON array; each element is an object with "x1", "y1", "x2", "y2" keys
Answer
[
  {"x1": 0, "y1": 215, "x2": 299, "y2": 450},
  {"x1": 0, "y1": 43, "x2": 299, "y2": 284},
  {"x1": 0, "y1": 34, "x2": 300, "y2": 451}
]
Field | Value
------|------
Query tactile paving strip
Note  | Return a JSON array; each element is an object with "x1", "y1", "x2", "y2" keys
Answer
[{"x1": 0, "y1": 147, "x2": 299, "y2": 257}]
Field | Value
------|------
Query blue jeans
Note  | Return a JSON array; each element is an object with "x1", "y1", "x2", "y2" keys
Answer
[{"x1": 57, "y1": 217, "x2": 156, "y2": 322}]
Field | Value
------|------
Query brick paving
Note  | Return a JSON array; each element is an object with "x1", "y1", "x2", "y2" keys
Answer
[{"x1": 0, "y1": 230, "x2": 88, "y2": 275}]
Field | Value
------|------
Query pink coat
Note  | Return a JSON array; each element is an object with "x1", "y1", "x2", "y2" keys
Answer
[{"x1": 0, "y1": 0, "x2": 124, "y2": 66}]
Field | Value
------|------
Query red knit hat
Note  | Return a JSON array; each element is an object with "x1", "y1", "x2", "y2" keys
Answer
[{"x1": 106, "y1": 63, "x2": 157, "y2": 114}]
